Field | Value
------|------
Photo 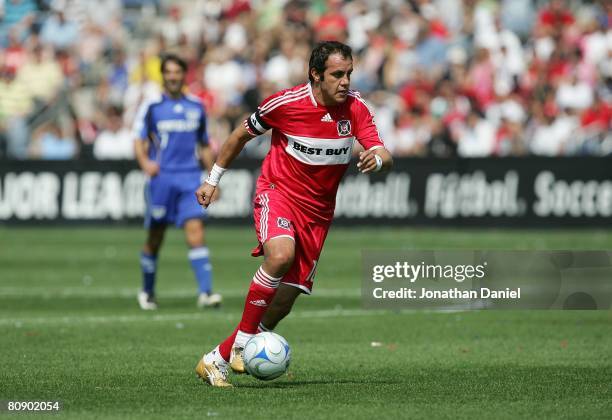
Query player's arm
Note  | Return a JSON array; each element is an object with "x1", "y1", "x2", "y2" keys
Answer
[
  {"x1": 199, "y1": 145, "x2": 215, "y2": 173},
  {"x1": 213, "y1": 119, "x2": 256, "y2": 168},
  {"x1": 134, "y1": 138, "x2": 160, "y2": 177},
  {"x1": 197, "y1": 145, "x2": 221, "y2": 204},
  {"x1": 133, "y1": 103, "x2": 159, "y2": 177},
  {"x1": 196, "y1": 104, "x2": 215, "y2": 173},
  {"x1": 195, "y1": 123, "x2": 255, "y2": 208},
  {"x1": 357, "y1": 147, "x2": 393, "y2": 173}
]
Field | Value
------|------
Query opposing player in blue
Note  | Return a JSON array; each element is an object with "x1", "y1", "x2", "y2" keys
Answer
[{"x1": 134, "y1": 54, "x2": 221, "y2": 310}]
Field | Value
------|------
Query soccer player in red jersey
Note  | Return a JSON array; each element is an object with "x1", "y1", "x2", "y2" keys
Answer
[{"x1": 194, "y1": 41, "x2": 393, "y2": 387}]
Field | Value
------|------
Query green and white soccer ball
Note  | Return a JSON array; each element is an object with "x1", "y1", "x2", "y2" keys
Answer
[{"x1": 243, "y1": 332, "x2": 291, "y2": 380}]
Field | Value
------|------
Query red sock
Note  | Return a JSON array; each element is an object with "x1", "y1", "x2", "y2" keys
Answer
[
  {"x1": 218, "y1": 327, "x2": 238, "y2": 362},
  {"x1": 218, "y1": 267, "x2": 282, "y2": 361},
  {"x1": 239, "y1": 266, "x2": 281, "y2": 333}
]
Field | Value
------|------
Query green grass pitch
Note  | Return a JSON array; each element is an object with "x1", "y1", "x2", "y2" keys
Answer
[{"x1": 1, "y1": 226, "x2": 611, "y2": 419}]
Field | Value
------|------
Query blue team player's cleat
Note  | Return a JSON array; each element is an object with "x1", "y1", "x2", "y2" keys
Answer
[
  {"x1": 137, "y1": 291, "x2": 158, "y2": 310},
  {"x1": 197, "y1": 292, "x2": 223, "y2": 308}
]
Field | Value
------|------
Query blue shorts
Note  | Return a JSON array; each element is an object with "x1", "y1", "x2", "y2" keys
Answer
[{"x1": 144, "y1": 170, "x2": 205, "y2": 228}]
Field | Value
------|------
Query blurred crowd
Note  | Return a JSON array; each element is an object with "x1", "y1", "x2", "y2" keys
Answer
[{"x1": 0, "y1": 0, "x2": 610, "y2": 160}]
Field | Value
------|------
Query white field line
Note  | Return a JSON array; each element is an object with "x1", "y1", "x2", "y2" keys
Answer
[
  {"x1": 0, "y1": 308, "x2": 411, "y2": 327},
  {"x1": 0, "y1": 287, "x2": 361, "y2": 298}
]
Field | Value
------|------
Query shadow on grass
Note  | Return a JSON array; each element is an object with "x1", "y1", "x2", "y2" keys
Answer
[{"x1": 233, "y1": 378, "x2": 401, "y2": 389}]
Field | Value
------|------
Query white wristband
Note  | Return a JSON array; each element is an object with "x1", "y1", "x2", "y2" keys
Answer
[
  {"x1": 373, "y1": 154, "x2": 383, "y2": 172},
  {"x1": 205, "y1": 164, "x2": 226, "y2": 186}
]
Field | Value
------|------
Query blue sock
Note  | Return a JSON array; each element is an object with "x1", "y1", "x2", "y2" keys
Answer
[
  {"x1": 189, "y1": 247, "x2": 212, "y2": 294},
  {"x1": 140, "y1": 252, "x2": 157, "y2": 294}
]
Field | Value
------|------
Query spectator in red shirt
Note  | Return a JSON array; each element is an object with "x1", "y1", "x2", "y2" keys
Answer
[
  {"x1": 314, "y1": 0, "x2": 348, "y2": 42},
  {"x1": 4, "y1": 28, "x2": 27, "y2": 74},
  {"x1": 581, "y1": 94, "x2": 611, "y2": 131},
  {"x1": 538, "y1": 0, "x2": 575, "y2": 36}
]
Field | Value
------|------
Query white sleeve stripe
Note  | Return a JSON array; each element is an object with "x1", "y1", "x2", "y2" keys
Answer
[
  {"x1": 259, "y1": 85, "x2": 309, "y2": 112},
  {"x1": 132, "y1": 94, "x2": 163, "y2": 139},
  {"x1": 244, "y1": 119, "x2": 257, "y2": 136},
  {"x1": 259, "y1": 92, "x2": 310, "y2": 116},
  {"x1": 347, "y1": 92, "x2": 375, "y2": 116},
  {"x1": 132, "y1": 101, "x2": 150, "y2": 139},
  {"x1": 348, "y1": 93, "x2": 386, "y2": 147}
]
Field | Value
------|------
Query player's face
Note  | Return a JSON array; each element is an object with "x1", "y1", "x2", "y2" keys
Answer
[
  {"x1": 320, "y1": 53, "x2": 353, "y2": 105},
  {"x1": 162, "y1": 61, "x2": 185, "y2": 96}
]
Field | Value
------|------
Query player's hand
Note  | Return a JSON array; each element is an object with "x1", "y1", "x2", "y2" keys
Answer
[
  {"x1": 196, "y1": 182, "x2": 217, "y2": 208},
  {"x1": 357, "y1": 150, "x2": 379, "y2": 173},
  {"x1": 142, "y1": 160, "x2": 160, "y2": 177},
  {"x1": 209, "y1": 185, "x2": 221, "y2": 204}
]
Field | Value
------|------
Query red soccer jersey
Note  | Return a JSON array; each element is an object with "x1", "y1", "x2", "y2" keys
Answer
[{"x1": 244, "y1": 83, "x2": 384, "y2": 220}]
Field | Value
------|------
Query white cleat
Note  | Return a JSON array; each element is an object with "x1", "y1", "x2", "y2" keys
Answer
[
  {"x1": 195, "y1": 356, "x2": 232, "y2": 387},
  {"x1": 197, "y1": 293, "x2": 223, "y2": 308},
  {"x1": 137, "y1": 291, "x2": 158, "y2": 310}
]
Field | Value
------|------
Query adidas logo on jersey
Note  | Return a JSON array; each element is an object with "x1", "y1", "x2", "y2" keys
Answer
[
  {"x1": 320, "y1": 113, "x2": 333, "y2": 122},
  {"x1": 249, "y1": 299, "x2": 268, "y2": 307}
]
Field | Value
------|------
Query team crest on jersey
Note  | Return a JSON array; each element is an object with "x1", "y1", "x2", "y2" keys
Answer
[
  {"x1": 186, "y1": 109, "x2": 200, "y2": 120},
  {"x1": 173, "y1": 104, "x2": 184, "y2": 113},
  {"x1": 277, "y1": 217, "x2": 291, "y2": 230},
  {"x1": 337, "y1": 120, "x2": 351, "y2": 136}
]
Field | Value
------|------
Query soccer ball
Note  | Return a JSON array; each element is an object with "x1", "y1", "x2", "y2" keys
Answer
[{"x1": 243, "y1": 332, "x2": 291, "y2": 380}]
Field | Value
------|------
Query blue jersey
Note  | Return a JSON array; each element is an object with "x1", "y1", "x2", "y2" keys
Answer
[{"x1": 135, "y1": 93, "x2": 209, "y2": 172}]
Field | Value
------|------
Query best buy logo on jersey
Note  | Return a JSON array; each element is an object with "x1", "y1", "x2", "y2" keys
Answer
[
  {"x1": 285, "y1": 133, "x2": 355, "y2": 166},
  {"x1": 292, "y1": 141, "x2": 350, "y2": 156}
]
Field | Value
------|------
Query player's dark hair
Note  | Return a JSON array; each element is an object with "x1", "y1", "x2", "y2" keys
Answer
[
  {"x1": 308, "y1": 41, "x2": 352, "y2": 83},
  {"x1": 160, "y1": 53, "x2": 187, "y2": 73}
]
